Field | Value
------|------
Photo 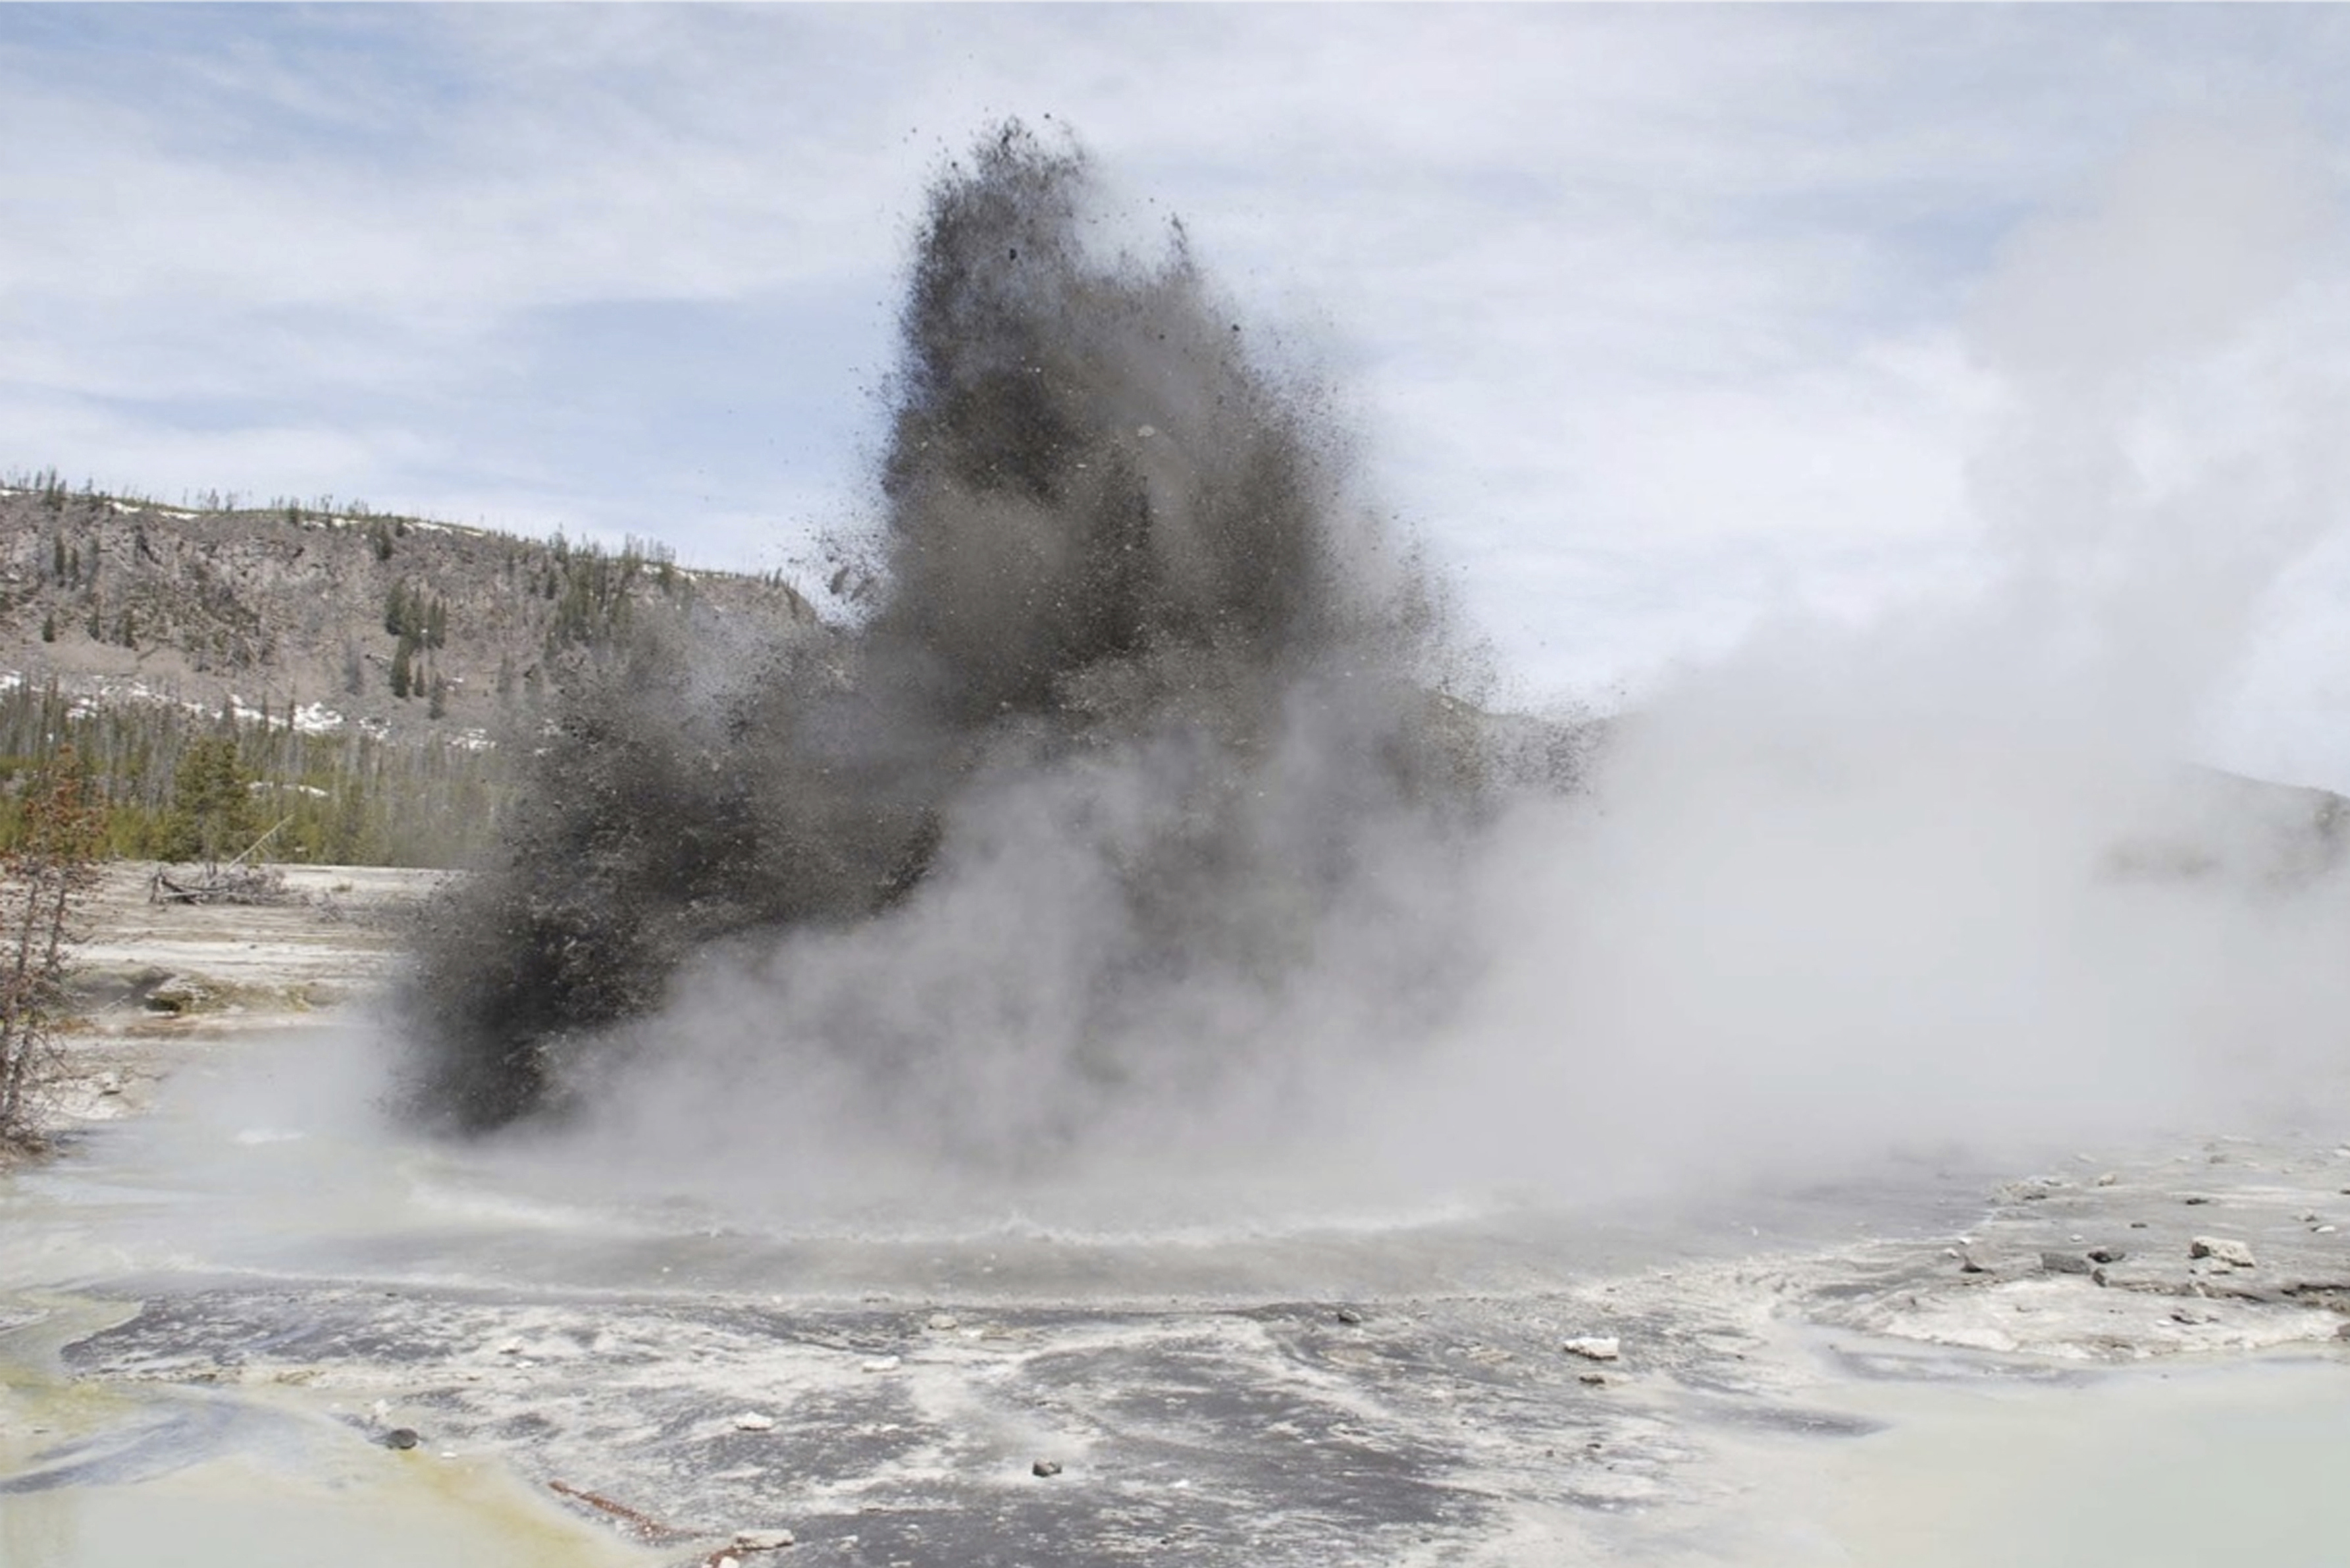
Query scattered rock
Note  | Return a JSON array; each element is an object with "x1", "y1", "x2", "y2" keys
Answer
[
  {"x1": 1562, "y1": 1336, "x2": 1621, "y2": 1362},
  {"x1": 2171, "y1": 1306, "x2": 2219, "y2": 1325},
  {"x1": 2039, "y1": 1251, "x2": 2093, "y2": 1276},
  {"x1": 2085, "y1": 1246, "x2": 2128, "y2": 1265},
  {"x1": 733, "y1": 1412, "x2": 775, "y2": 1433},
  {"x1": 2183, "y1": 1195, "x2": 2213, "y2": 1206},
  {"x1": 1031, "y1": 1460, "x2": 1062, "y2": 1478},
  {"x1": 860, "y1": 1356, "x2": 902, "y2": 1374},
  {"x1": 1577, "y1": 1372, "x2": 1607, "y2": 1386},
  {"x1": 142, "y1": 975, "x2": 210, "y2": 1014},
  {"x1": 93, "y1": 1070, "x2": 123, "y2": 1097},
  {"x1": 734, "y1": 1528, "x2": 796, "y2": 1551},
  {"x1": 926, "y1": 1313, "x2": 959, "y2": 1332},
  {"x1": 380, "y1": 1427, "x2": 421, "y2": 1450},
  {"x1": 2336, "y1": 1322, "x2": 2350, "y2": 1342},
  {"x1": 2094, "y1": 1172, "x2": 2119, "y2": 1187},
  {"x1": 1334, "y1": 1306, "x2": 1365, "y2": 1326},
  {"x1": 2189, "y1": 1236, "x2": 2256, "y2": 1268}
]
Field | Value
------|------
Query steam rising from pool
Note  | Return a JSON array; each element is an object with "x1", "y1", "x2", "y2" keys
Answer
[{"x1": 397, "y1": 118, "x2": 2350, "y2": 1224}]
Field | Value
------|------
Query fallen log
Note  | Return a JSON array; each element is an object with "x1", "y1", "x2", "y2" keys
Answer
[{"x1": 547, "y1": 1478, "x2": 685, "y2": 1541}]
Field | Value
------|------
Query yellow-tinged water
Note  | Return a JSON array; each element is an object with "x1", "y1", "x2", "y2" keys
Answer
[
  {"x1": 0, "y1": 1312, "x2": 654, "y2": 1568},
  {"x1": 1728, "y1": 1353, "x2": 2350, "y2": 1568},
  {"x1": 1, "y1": 1451, "x2": 658, "y2": 1568}
]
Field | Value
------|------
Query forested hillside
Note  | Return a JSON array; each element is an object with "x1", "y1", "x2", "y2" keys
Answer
[{"x1": 0, "y1": 472, "x2": 819, "y2": 865}]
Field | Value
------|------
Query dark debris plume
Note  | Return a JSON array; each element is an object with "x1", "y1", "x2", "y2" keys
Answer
[{"x1": 395, "y1": 122, "x2": 1506, "y2": 1142}]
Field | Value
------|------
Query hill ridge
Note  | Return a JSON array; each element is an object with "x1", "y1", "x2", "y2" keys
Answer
[{"x1": 0, "y1": 476, "x2": 816, "y2": 745}]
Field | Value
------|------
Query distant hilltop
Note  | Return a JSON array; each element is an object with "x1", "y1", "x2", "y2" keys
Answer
[{"x1": 0, "y1": 471, "x2": 816, "y2": 745}]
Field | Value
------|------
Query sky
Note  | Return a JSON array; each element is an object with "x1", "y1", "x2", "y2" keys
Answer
[{"x1": 10, "y1": 5, "x2": 2350, "y2": 784}]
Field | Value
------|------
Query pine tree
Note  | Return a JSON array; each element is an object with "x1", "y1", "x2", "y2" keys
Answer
[
  {"x1": 161, "y1": 737, "x2": 255, "y2": 865},
  {"x1": 0, "y1": 745, "x2": 105, "y2": 1149}
]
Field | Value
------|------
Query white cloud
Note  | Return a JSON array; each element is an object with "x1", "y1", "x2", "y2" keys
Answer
[{"x1": 9, "y1": 7, "x2": 2350, "y2": 762}]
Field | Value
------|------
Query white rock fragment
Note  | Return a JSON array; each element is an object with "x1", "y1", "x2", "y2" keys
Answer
[
  {"x1": 734, "y1": 1528, "x2": 796, "y2": 1550},
  {"x1": 733, "y1": 1412, "x2": 776, "y2": 1432},
  {"x1": 1562, "y1": 1336, "x2": 1621, "y2": 1362},
  {"x1": 2189, "y1": 1236, "x2": 2256, "y2": 1268},
  {"x1": 860, "y1": 1355, "x2": 902, "y2": 1373},
  {"x1": 926, "y1": 1313, "x2": 959, "y2": 1332}
]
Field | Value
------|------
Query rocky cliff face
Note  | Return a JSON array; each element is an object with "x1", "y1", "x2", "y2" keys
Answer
[{"x1": 0, "y1": 483, "x2": 814, "y2": 740}]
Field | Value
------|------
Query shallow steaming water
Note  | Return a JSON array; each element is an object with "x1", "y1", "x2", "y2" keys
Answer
[{"x1": 6, "y1": 1026, "x2": 2348, "y2": 1566}]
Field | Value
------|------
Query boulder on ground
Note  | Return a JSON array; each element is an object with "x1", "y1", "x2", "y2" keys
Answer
[
  {"x1": 734, "y1": 1528, "x2": 795, "y2": 1550},
  {"x1": 2188, "y1": 1236, "x2": 2256, "y2": 1268}
]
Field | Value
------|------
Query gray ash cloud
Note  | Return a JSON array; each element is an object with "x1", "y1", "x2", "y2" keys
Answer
[{"x1": 394, "y1": 123, "x2": 1494, "y2": 1145}]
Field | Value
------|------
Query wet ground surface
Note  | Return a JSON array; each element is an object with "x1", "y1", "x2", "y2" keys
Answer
[{"x1": 7, "y1": 1020, "x2": 2350, "y2": 1565}]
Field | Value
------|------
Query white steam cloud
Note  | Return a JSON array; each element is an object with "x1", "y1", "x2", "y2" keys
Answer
[{"x1": 538, "y1": 120, "x2": 2350, "y2": 1228}]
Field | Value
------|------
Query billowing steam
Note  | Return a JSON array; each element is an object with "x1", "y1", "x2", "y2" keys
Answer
[
  {"x1": 400, "y1": 118, "x2": 2350, "y2": 1218},
  {"x1": 397, "y1": 123, "x2": 1499, "y2": 1156}
]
